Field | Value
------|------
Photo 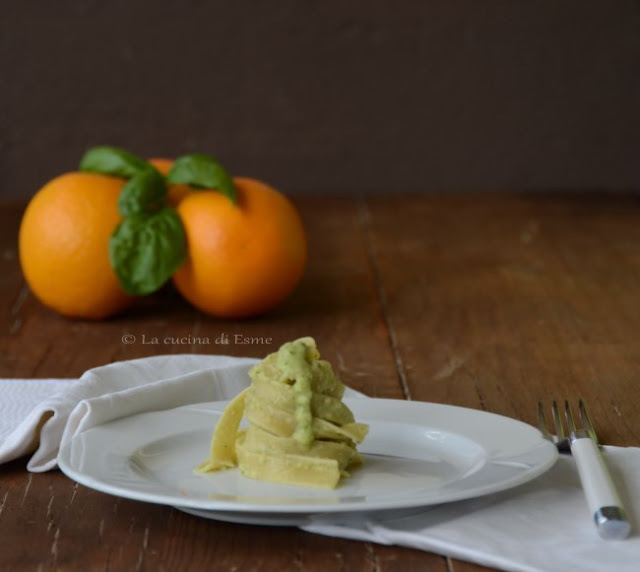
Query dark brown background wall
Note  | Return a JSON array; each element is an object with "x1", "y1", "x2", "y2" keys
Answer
[{"x1": 2, "y1": 1, "x2": 640, "y2": 198}]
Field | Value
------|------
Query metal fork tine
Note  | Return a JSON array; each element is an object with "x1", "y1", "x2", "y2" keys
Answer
[
  {"x1": 537, "y1": 401, "x2": 552, "y2": 440},
  {"x1": 551, "y1": 399, "x2": 565, "y2": 440},
  {"x1": 564, "y1": 400, "x2": 577, "y2": 433},
  {"x1": 579, "y1": 399, "x2": 599, "y2": 443}
]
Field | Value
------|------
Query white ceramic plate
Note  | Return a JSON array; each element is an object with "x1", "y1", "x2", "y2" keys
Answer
[{"x1": 58, "y1": 398, "x2": 557, "y2": 525}]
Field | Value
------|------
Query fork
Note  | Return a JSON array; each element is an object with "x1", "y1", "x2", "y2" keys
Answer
[{"x1": 537, "y1": 399, "x2": 631, "y2": 540}]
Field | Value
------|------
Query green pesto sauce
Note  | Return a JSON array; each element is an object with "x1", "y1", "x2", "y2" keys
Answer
[{"x1": 277, "y1": 340, "x2": 314, "y2": 447}]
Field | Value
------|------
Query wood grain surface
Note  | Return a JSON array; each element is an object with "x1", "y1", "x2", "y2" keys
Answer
[{"x1": 1, "y1": 193, "x2": 640, "y2": 570}]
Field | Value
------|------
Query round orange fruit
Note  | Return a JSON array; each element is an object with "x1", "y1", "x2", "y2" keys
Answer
[
  {"x1": 19, "y1": 172, "x2": 132, "y2": 319},
  {"x1": 173, "y1": 177, "x2": 307, "y2": 318}
]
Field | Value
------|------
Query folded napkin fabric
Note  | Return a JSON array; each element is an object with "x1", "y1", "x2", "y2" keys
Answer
[
  {"x1": 0, "y1": 354, "x2": 258, "y2": 471},
  {"x1": 303, "y1": 447, "x2": 640, "y2": 572},
  {"x1": 1, "y1": 355, "x2": 639, "y2": 572}
]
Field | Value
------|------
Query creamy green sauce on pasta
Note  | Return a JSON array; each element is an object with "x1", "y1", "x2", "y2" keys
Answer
[{"x1": 276, "y1": 339, "x2": 314, "y2": 447}]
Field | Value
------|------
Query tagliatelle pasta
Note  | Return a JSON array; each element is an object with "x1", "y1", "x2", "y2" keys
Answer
[{"x1": 195, "y1": 337, "x2": 368, "y2": 489}]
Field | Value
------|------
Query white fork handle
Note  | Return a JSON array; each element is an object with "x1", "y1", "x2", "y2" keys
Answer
[{"x1": 570, "y1": 434, "x2": 631, "y2": 540}]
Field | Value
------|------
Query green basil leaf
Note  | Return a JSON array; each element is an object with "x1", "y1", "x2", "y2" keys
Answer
[
  {"x1": 109, "y1": 207, "x2": 187, "y2": 296},
  {"x1": 165, "y1": 153, "x2": 236, "y2": 204},
  {"x1": 79, "y1": 146, "x2": 153, "y2": 179},
  {"x1": 118, "y1": 169, "x2": 168, "y2": 217}
]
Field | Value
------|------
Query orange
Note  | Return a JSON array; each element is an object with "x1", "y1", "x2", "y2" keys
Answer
[
  {"x1": 19, "y1": 172, "x2": 132, "y2": 319},
  {"x1": 148, "y1": 158, "x2": 192, "y2": 207},
  {"x1": 173, "y1": 177, "x2": 307, "y2": 318}
]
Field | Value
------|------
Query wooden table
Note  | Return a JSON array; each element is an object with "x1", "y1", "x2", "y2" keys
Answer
[{"x1": 2, "y1": 193, "x2": 640, "y2": 571}]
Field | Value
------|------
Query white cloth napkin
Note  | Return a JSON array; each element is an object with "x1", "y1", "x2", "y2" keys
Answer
[
  {"x1": 1, "y1": 355, "x2": 639, "y2": 572},
  {"x1": 303, "y1": 447, "x2": 640, "y2": 571},
  {"x1": 0, "y1": 354, "x2": 259, "y2": 471}
]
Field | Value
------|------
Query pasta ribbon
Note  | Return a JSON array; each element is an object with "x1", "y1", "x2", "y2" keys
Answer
[{"x1": 195, "y1": 337, "x2": 368, "y2": 489}]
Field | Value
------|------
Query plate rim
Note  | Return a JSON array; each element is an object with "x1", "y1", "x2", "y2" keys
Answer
[{"x1": 57, "y1": 397, "x2": 558, "y2": 515}]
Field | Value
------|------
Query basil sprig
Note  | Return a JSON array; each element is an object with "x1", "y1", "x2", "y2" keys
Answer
[
  {"x1": 109, "y1": 208, "x2": 187, "y2": 296},
  {"x1": 118, "y1": 169, "x2": 167, "y2": 217},
  {"x1": 79, "y1": 146, "x2": 153, "y2": 179},
  {"x1": 166, "y1": 153, "x2": 237, "y2": 204},
  {"x1": 79, "y1": 146, "x2": 238, "y2": 297},
  {"x1": 79, "y1": 145, "x2": 187, "y2": 296}
]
